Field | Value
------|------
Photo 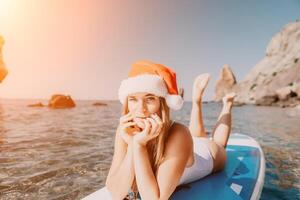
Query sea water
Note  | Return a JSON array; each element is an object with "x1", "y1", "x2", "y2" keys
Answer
[{"x1": 0, "y1": 99, "x2": 299, "y2": 199}]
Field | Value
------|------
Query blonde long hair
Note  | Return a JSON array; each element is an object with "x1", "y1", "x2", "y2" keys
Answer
[{"x1": 122, "y1": 96, "x2": 173, "y2": 193}]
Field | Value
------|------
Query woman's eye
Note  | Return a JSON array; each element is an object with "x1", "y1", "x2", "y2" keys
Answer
[
  {"x1": 129, "y1": 98, "x2": 136, "y2": 101},
  {"x1": 146, "y1": 97, "x2": 155, "y2": 101}
]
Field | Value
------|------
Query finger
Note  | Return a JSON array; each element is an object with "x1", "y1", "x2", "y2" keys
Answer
[
  {"x1": 143, "y1": 119, "x2": 151, "y2": 134},
  {"x1": 147, "y1": 118, "x2": 158, "y2": 134},
  {"x1": 151, "y1": 114, "x2": 163, "y2": 126},
  {"x1": 153, "y1": 130, "x2": 160, "y2": 138},
  {"x1": 122, "y1": 112, "x2": 131, "y2": 118},
  {"x1": 151, "y1": 114, "x2": 163, "y2": 134},
  {"x1": 122, "y1": 122, "x2": 137, "y2": 129},
  {"x1": 120, "y1": 113, "x2": 132, "y2": 121},
  {"x1": 120, "y1": 115, "x2": 127, "y2": 123},
  {"x1": 120, "y1": 113, "x2": 134, "y2": 123}
]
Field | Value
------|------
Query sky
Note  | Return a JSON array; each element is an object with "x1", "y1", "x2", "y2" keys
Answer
[{"x1": 0, "y1": 0, "x2": 299, "y2": 101}]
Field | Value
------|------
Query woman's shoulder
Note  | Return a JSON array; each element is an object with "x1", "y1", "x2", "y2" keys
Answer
[
  {"x1": 166, "y1": 121, "x2": 193, "y2": 148},
  {"x1": 170, "y1": 121, "x2": 190, "y2": 134}
]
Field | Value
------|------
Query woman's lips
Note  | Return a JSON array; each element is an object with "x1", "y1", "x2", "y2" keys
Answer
[
  {"x1": 126, "y1": 117, "x2": 147, "y2": 135},
  {"x1": 126, "y1": 126, "x2": 140, "y2": 135}
]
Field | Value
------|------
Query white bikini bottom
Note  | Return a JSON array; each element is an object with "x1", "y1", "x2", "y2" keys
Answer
[{"x1": 178, "y1": 136, "x2": 214, "y2": 186}]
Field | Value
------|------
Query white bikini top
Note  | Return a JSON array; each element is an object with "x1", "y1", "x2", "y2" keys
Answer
[{"x1": 169, "y1": 119, "x2": 214, "y2": 185}]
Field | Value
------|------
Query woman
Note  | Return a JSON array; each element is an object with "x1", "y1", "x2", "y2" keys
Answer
[{"x1": 105, "y1": 60, "x2": 235, "y2": 200}]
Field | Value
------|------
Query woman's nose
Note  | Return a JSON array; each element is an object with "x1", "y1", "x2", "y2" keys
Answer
[{"x1": 136, "y1": 101, "x2": 148, "y2": 115}]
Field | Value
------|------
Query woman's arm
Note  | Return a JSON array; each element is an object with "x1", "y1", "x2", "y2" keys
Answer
[
  {"x1": 105, "y1": 126, "x2": 135, "y2": 200},
  {"x1": 133, "y1": 142, "x2": 160, "y2": 199},
  {"x1": 133, "y1": 125, "x2": 192, "y2": 200}
]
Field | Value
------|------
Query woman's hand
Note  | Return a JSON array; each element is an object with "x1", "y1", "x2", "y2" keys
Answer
[
  {"x1": 119, "y1": 113, "x2": 140, "y2": 145},
  {"x1": 133, "y1": 114, "x2": 163, "y2": 146}
]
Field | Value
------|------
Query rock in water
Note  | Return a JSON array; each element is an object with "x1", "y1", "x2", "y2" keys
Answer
[
  {"x1": 28, "y1": 102, "x2": 45, "y2": 107},
  {"x1": 48, "y1": 94, "x2": 76, "y2": 108},
  {"x1": 0, "y1": 36, "x2": 8, "y2": 82},
  {"x1": 92, "y1": 102, "x2": 107, "y2": 106}
]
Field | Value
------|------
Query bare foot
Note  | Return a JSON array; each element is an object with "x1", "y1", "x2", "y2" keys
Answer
[
  {"x1": 222, "y1": 92, "x2": 236, "y2": 106},
  {"x1": 192, "y1": 73, "x2": 211, "y2": 103}
]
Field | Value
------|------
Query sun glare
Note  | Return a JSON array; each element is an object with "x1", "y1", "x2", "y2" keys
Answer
[
  {"x1": 0, "y1": 0, "x2": 12, "y2": 11},
  {"x1": 0, "y1": 0, "x2": 13, "y2": 20}
]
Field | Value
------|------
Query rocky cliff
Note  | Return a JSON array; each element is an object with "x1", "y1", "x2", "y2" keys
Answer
[{"x1": 215, "y1": 21, "x2": 300, "y2": 107}]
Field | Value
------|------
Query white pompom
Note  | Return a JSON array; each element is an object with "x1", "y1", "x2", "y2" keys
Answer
[{"x1": 165, "y1": 94, "x2": 184, "y2": 110}]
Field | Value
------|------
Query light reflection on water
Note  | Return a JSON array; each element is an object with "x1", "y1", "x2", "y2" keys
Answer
[{"x1": 0, "y1": 99, "x2": 299, "y2": 200}]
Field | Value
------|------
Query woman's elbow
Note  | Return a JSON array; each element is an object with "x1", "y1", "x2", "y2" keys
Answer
[
  {"x1": 105, "y1": 176, "x2": 113, "y2": 193},
  {"x1": 158, "y1": 196, "x2": 169, "y2": 200},
  {"x1": 105, "y1": 183, "x2": 117, "y2": 197},
  {"x1": 105, "y1": 181, "x2": 128, "y2": 200},
  {"x1": 105, "y1": 176, "x2": 112, "y2": 189}
]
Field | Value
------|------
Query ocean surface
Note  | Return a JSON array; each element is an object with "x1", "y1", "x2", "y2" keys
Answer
[{"x1": 0, "y1": 99, "x2": 299, "y2": 200}]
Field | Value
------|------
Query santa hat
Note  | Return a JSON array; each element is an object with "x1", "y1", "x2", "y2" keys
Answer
[{"x1": 118, "y1": 60, "x2": 184, "y2": 110}]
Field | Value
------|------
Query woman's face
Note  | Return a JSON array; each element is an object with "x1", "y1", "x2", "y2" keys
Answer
[{"x1": 127, "y1": 92, "x2": 161, "y2": 129}]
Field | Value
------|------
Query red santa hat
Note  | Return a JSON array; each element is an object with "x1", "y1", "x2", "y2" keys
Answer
[{"x1": 118, "y1": 60, "x2": 184, "y2": 110}]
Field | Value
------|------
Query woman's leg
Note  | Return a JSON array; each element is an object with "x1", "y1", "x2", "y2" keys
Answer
[
  {"x1": 189, "y1": 73, "x2": 210, "y2": 137},
  {"x1": 212, "y1": 93, "x2": 236, "y2": 148}
]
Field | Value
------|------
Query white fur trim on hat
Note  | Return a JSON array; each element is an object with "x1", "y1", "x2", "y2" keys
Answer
[
  {"x1": 118, "y1": 74, "x2": 184, "y2": 110},
  {"x1": 165, "y1": 94, "x2": 184, "y2": 110}
]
